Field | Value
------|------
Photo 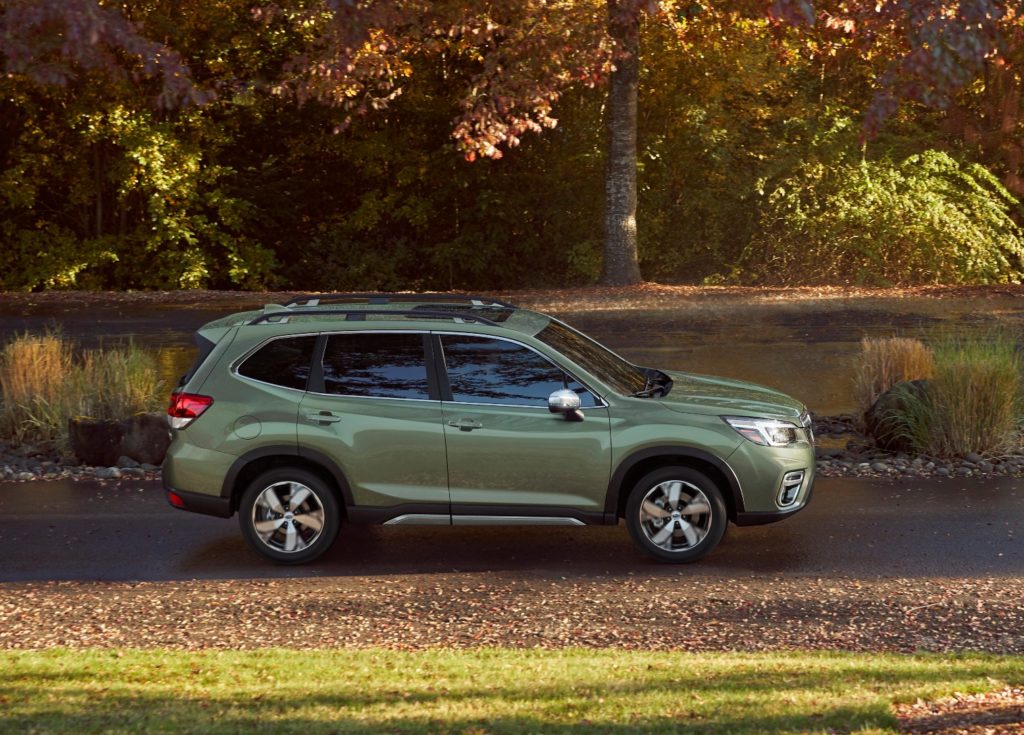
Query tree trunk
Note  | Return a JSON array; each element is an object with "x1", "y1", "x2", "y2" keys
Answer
[{"x1": 601, "y1": 0, "x2": 642, "y2": 286}]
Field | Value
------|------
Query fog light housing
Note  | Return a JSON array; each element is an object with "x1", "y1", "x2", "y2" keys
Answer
[{"x1": 778, "y1": 470, "x2": 804, "y2": 507}]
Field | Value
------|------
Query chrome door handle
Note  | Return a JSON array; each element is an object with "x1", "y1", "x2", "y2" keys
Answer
[
  {"x1": 448, "y1": 418, "x2": 483, "y2": 431},
  {"x1": 305, "y1": 412, "x2": 342, "y2": 424}
]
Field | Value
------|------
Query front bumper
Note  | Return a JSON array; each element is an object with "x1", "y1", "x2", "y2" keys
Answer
[
  {"x1": 734, "y1": 472, "x2": 814, "y2": 526},
  {"x1": 726, "y1": 436, "x2": 815, "y2": 524}
]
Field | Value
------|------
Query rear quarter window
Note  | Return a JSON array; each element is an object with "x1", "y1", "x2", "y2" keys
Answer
[
  {"x1": 237, "y1": 336, "x2": 317, "y2": 390},
  {"x1": 178, "y1": 334, "x2": 217, "y2": 388}
]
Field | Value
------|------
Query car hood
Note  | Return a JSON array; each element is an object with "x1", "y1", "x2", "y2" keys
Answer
[{"x1": 656, "y1": 370, "x2": 806, "y2": 420}]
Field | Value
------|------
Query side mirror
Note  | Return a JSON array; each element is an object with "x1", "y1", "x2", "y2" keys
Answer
[{"x1": 548, "y1": 389, "x2": 584, "y2": 422}]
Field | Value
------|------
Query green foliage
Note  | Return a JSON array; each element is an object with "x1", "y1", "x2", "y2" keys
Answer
[
  {"x1": 0, "y1": 2, "x2": 1021, "y2": 290},
  {"x1": 877, "y1": 332, "x2": 1023, "y2": 457},
  {"x1": 744, "y1": 146, "x2": 1024, "y2": 286}
]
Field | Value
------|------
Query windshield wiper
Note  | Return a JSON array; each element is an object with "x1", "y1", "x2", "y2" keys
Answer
[{"x1": 632, "y1": 372, "x2": 667, "y2": 398}]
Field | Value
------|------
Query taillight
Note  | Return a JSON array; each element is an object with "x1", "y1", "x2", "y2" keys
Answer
[{"x1": 167, "y1": 392, "x2": 213, "y2": 429}]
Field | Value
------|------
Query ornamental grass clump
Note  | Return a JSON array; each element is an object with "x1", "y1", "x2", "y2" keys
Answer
[
  {"x1": 878, "y1": 332, "x2": 1023, "y2": 457},
  {"x1": 72, "y1": 344, "x2": 164, "y2": 421},
  {"x1": 0, "y1": 332, "x2": 163, "y2": 450},
  {"x1": 853, "y1": 336, "x2": 934, "y2": 418},
  {"x1": 0, "y1": 331, "x2": 74, "y2": 445}
]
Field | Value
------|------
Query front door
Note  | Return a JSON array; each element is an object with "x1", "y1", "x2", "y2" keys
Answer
[{"x1": 436, "y1": 334, "x2": 611, "y2": 515}]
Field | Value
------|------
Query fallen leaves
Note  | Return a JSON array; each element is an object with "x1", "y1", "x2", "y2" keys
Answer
[
  {"x1": 895, "y1": 687, "x2": 1024, "y2": 734},
  {"x1": 0, "y1": 575, "x2": 1020, "y2": 654}
]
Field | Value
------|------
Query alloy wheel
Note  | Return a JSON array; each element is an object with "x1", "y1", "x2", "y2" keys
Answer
[
  {"x1": 637, "y1": 479, "x2": 713, "y2": 552},
  {"x1": 250, "y1": 481, "x2": 326, "y2": 554}
]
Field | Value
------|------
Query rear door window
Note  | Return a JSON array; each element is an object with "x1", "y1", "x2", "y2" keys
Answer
[
  {"x1": 322, "y1": 333, "x2": 430, "y2": 400},
  {"x1": 237, "y1": 336, "x2": 317, "y2": 390}
]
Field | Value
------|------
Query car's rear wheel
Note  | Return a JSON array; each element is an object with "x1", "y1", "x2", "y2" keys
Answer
[
  {"x1": 625, "y1": 466, "x2": 727, "y2": 563},
  {"x1": 239, "y1": 468, "x2": 340, "y2": 564}
]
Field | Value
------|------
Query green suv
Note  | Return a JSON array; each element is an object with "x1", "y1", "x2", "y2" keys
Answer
[{"x1": 164, "y1": 293, "x2": 814, "y2": 564}]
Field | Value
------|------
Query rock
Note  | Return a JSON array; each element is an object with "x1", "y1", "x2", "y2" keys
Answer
[
  {"x1": 69, "y1": 418, "x2": 123, "y2": 467},
  {"x1": 980, "y1": 461, "x2": 995, "y2": 473},
  {"x1": 94, "y1": 467, "x2": 122, "y2": 480},
  {"x1": 68, "y1": 412, "x2": 170, "y2": 467},
  {"x1": 870, "y1": 462, "x2": 889, "y2": 472},
  {"x1": 817, "y1": 447, "x2": 846, "y2": 459},
  {"x1": 936, "y1": 467, "x2": 951, "y2": 476},
  {"x1": 964, "y1": 452, "x2": 985, "y2": 464},
  {"x1": 864, "y1": 380, "x2": 929, "y2": 452},
  {"x1": 925, "y1": 461, "x2": 935, "y2": 470},
  {"x1": 956, "y1": 467, "x2": 972, "y2": 476},
  {"x1": 962, "y1": 461, "x2": 978, "y2": 470},
  {"x1": 141, "y1": 463, "x2": 160, "y2": 472},
  {"x1": 118, "y1": 413, "x2": 170, "y2": 465},
  {"x1": 120, "y1": 467, "x2": 146, "y2": 478},
  {"x1": 116, "y1": 456, "x2": 142, "y2": 469},
  {"x1": 16, "y1": 471, "x2": 34, "y2": 481}
]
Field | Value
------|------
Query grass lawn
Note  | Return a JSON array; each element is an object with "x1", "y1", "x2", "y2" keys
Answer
[{"x1": 0, "y1": 649, "x2": 1020, "y2": 734}]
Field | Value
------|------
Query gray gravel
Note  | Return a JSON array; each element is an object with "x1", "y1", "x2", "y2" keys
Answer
[
  {"x1": 811, "y1": 415, "x2": 1024, "y2": 481},
  {"x1": 0, "y1": 442, "x2": 161, "y2": 482}
]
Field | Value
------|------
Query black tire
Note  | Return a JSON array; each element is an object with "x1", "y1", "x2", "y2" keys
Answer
[
  {"x1": 238, "y1": 467, "x2": 340, "y2": 564},
  {"x1": 625, "y1": 466, "x2": 727, "y2": 563}
]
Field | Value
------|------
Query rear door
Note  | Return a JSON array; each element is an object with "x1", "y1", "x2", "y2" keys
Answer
[
  {"x1": 436, "y1": 333, "x2": 611, "y2": 516},
  {"x1": 298, "y1": 331, "x2": 449, "y2": 509}
]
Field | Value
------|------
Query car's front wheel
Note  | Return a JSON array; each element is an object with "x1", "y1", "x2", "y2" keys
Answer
[
  {"x1": 238, "y1": 468, "x2": 340, "y2": 564},
  {"x1": 625, "y1": 466, "x2": 727, "y2": 563}
]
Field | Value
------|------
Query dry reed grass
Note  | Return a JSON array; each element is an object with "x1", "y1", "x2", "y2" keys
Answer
[
  {"x1": 0, "y1": 332, "x2": 162, "y2": 450},
  {"x1": 853, "y1": 337, "x2": 934, "y2": 417}
]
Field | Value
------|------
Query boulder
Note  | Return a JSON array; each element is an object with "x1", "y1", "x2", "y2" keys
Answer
[
  {"x1": 68, "y1": 418, "x2": 123, "y2": 467},
  {"x1": 118, "y1": 413, "x2": 170, "y2": 465},
  {"x1": 69, "y1": 412, "x2": 170, "y2": 467},
  {"x1": 864, "y1": 379, "x2": 930, "y2": 453}
]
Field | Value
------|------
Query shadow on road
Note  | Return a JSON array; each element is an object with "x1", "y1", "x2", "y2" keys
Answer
[{"x1": 0, "y1": 476, "x2": 1020, "y2": 582}]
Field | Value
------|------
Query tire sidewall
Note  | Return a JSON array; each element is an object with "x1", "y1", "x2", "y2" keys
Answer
[
  {"x1": 238, "y1": 467, "x2": 340, "y2": 564},
  {"x1": 625, "y1": 466, "x2": 727, "y2": 563}
]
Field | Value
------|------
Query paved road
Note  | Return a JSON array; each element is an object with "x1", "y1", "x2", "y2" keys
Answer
[{"x1": 0, "y1": 476, "x2": 1019, "y2": 582}]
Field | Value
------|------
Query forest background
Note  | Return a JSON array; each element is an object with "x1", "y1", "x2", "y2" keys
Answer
[{"x1": 2, "y1": 0, "x2": 1023, "y2": 292}]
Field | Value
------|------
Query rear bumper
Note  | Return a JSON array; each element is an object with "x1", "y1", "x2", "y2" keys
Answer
[{"x1": 164, "y1": 477, "x2": 232, "y2": 518}]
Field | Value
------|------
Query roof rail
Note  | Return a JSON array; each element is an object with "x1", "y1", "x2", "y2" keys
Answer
[
  {"x1": 249, "y1": 308, "x2": 500, "y2": 327},
  {"x1": 284, "y1": 292, "x2": 517, "y2": 309}
]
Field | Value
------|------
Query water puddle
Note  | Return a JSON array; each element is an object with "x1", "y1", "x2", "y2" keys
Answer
[{"x1": 2, "y1": 293, "x2": 1022, "y2": 415}]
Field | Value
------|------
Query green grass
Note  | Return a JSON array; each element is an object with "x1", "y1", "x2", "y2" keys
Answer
[{"x1": 0, "y1": 649, "x2": 1020, "y2": 734}]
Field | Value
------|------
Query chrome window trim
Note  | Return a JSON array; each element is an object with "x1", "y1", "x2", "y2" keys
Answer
[{"x1": 433, "y1": 331, "x2": 609, "y2": 409}]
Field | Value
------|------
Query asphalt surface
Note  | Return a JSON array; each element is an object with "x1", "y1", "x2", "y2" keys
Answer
[{"x1": 0, "y1": 475, "x2": 1019, "y2": 582}]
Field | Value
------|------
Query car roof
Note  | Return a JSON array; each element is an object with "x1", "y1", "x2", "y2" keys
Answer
[{"x1": 197, "y1": 294, "x2": 552, "y2": 340}]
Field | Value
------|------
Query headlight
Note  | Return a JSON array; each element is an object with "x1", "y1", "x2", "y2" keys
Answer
[{"x1": 723, "y1": 416, "x2": 807, "y2": 447}]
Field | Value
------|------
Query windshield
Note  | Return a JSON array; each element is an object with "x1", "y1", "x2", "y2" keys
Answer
[{"x1": 535, "y1": 319, "x2": 649, "y2": 396}]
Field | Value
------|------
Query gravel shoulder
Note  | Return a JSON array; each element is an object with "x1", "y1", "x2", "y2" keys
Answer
[{"x1": 1, "y1": 575, "x2": 1021, "y2": 653}]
